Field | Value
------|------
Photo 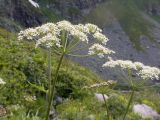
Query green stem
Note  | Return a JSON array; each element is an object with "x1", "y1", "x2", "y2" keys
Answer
[
  {"x1": 102, "y1": 94, "x2": 111, "y2": 120},
  {"x1": 45, "y1": 52, "x2": 65, "y2": 120},
  {"x1": 122, "y1": 90, "x2": 135, "y2": 120},
  {"x1": 67, "y1": 53, "x2": 96, "y2": 58},
  {"x1": 67, "y1": 39, "x2": 80, "y2": 52},
  {"x1": 68, "y1": 43, "x2": 91, "y2": 53},
  {"x1": 47, "y1": 48, "x2": 51, "y2": 102}
]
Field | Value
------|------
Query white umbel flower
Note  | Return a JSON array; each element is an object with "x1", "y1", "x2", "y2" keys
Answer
[
  {"x1": 103, "y1": 59, "x2": 160, "y2": 80},
  {"x1": 93, "y1": 32, "x2": 109, "y2": 45},
  {"x1": 74, "y1": 31, "x2": 89, "y2": 43},
  {"x1": 57, "y1": 21, "x2": 89, "y2": 43},
  {"x1": 89, "y1": 43, "x2": 115, "y2": 58},
  {"x1": 18, "y1": 23, "x2": 60, "y2": 48},
  {"x1": 36, "y1": 23, "x2": 60, "y2": 35},
  {"x1": 103, "y1": 60, "x2": 136, "y2": 70},
  {"x1": 18, "y1": 20, "x2": 113, "y2": 58},
  {"x1": 18, "y1": 28, "x2": 39, "y2": 40},
  {"x1": 57, "y1": 20, "x2": 75, "y2": 33},
  {"x1": 85, "y1": 23, "x2": 102, "y2": 33},
  {"x1": 139, "y1": 66, "x2": 160, "y2": 80},
  {"x1": 134, "y1": 62, "x2": 144, "y2": 68},
  {"x1": 0, "y1": 78, "x2": 6, "y2": 85},
  {"x1": 75, "y1": 24, "x2": 89, "y2": 33},
  {"x1": 35, "y1": 33, "x2": 60, "y2": 48},
  {"x1": 83, "y1": 80, "x2": 116, "y2": 89}
]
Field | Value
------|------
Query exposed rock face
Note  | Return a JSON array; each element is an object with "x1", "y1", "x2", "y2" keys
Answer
[
  {"x1": 47, "y1": 0, "x2": 105, "y2": 22},
  {"x1": 11, "y1": 0, "x2": 45, "y2": 27},
  {"x1": 145, "y1": 2, "x2": 160, "y2": 15},
  {"x1": 0, "y1": 0, "x2": 46, "y2": 31},
  {"x1": 0, "y1": 0, "x2": 104, "y2": 30}
]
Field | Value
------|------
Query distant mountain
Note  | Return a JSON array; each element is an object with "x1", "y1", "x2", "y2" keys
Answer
[
  {"x1": 0, "y1": 0, "x2": 160, "y2": 80},
  {"x1": 0, "y1": 0, "x2": 103, "y2": 31},
  {"x1": 72, "y1": 0, "x2": 160, "y2": 80}
]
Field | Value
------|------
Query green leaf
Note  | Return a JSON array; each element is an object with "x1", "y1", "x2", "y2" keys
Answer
[{"x1": 28, "y1": 81, "x2": 47, "y2": 93}]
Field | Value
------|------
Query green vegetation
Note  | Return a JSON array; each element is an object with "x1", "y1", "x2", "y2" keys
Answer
[
  {"x1": 0, "y1": 24, "x2": 160, "y2": 119},
  {"x1": 134, "y1": 0, "x2": 160, "y2": 9},
  {"x1": 0, "y1": 17, "x2": 23, "y2": 32},
  {"x1": 41, "y1": 8, "x2": 62, "y2": 22},
  {"x1": 0, "y1": 28, "x2": 100, "y2": 119},
  {"x1": 85, "y1": 0, "x2": 160, "y2": 50},
  {"x1": 0, "y1": 0, "x2": 160, "y2": 119},
  {"x1": 56, "y1": 85, "x2": 160, "y2": 120},
  {"x1": 38, "y1": 0, "x2": 63, "y2": 22},
  {"x1": 27, "y1": 0, "x2": 63, "y2": 23}
]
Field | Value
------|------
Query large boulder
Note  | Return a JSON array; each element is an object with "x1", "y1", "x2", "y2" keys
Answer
[
  {"x1": 133, "y1": 104, "x2": 160, "y2": 119},
  {"x1": 94, "y1": 93, "x2": 109, "y2": 103}
]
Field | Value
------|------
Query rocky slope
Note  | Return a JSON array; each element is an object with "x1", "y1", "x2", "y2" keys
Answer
[
  {"x1": 46, "y1": 0, "x2": 105, "y2": 21},
  {"x1": 0, "y1": 0, "x2": 47, "y2": 31},
  {"x1": 0, "y1": 0, "x2": 104, "y2": 31},
  {"x1": 71, "y1": 18, "x2": 160, "y2": 80},
  {"x1": 0, "y1": 0, "x2": 160, "y2": 80}
]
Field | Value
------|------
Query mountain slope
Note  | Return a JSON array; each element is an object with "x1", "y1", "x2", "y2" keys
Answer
[
  {"x1": 85, "y1": 0, "x2": 160, "y2": 50},
  {"x1": 1, "y1": 0, "x2": 159, "y2": 49},
  {"x1": 0, "y1": 0, "x2": 160, "y2": 80},
  {"x1": 0, "y1": 0, "x2": 103, "y2": 31},
  {"x1": 73, "y1": 0, "x2": 160, "y2": 79}
]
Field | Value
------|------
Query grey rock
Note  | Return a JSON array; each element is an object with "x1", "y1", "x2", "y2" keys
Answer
[
  {"x1": 95, "y1": 93, "x2": 109, "y2": 102},
  {"x1": 54, "y1": 96, "x2": 63, "y2": 105},
  {"x1": 133, "y1": 104, "x2": 160, "y2": 119},
  {"x1": 50, "y1": 109, "x2": 58, "y2": 120},
  {"x1": 87, "y1": 114, "x2": 95, "y2": 120}
]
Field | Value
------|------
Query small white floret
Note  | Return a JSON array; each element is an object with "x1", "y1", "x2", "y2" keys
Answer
[
  {"x1": 0, "y1": 78, "x2": 6, "y2": 85},
  {"x1": 88, "y1": 43, "x2": 115, "y2": 58},
  {"x1": 103, "y1": 59, "x2": 160, "y2": 80},
  {"x1": 28, "y1": 0, "x2": 39, "y2": 8}
]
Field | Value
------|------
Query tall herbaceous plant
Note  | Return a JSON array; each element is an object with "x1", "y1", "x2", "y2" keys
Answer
[
  {"x1": 103, "y1": 59, "x2": 160, "y2": 120},
  {"x1": 18, "y1": 20, "x2": 115, "y2": 120}
]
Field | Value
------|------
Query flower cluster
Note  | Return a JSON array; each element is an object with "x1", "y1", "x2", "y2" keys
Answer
[
  {"x1": 75, "y1": 24, "x2": 89, "y2": 33},
  {"x1": 103, "y1": 59, "x2": 160, "y2": 80},
  {"x1": 85, "y1": 23, "x2": 102, "y2": 33},
  {"x1": 138, "y1": 66, "x2": 160, "y2": 80},
  {"x1": 18, "y1": 20, "x2": 113, "y2": 58},
  {"x1": 85, "y1": 23, "x2": 108, "y2": 45},
  {"x1": 24, "y1": 95, "x2": 37, "y2": 102},
  {"x1": 18, "y1": 28, "x2": 39, "y2": 40},
  {"x1": 83, "y1": 80, "x2": 116, "y2": 89},
  {"x1": 18, "y1": 23, "x2": 60, "y2": 48},
  {"x1": 89, "y1": 43, "x2": 115, "y2": 58},
  {"x1": 93, "y1": 32, "x2": 109, "y2": 45},
  {"x1": 103, "y1": 60, "x2": 139, "y2": 70},
  {"x1": 0, "y1": 78, "x2": 6, "y2": 85}
]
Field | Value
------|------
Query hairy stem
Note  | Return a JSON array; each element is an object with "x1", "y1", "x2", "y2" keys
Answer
[
  {"x1": 102, "y1": 94, "x2": 111, "y2": 120},
  {"x1": 47, "y1": 48, "x2": 51, "y2": 102},
  {"x1": 122, "y1": 90, "x2": 134, "y2": 120},
  {"x1": 46, "y1": 52, "x2": 65, "y2": 120}
]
